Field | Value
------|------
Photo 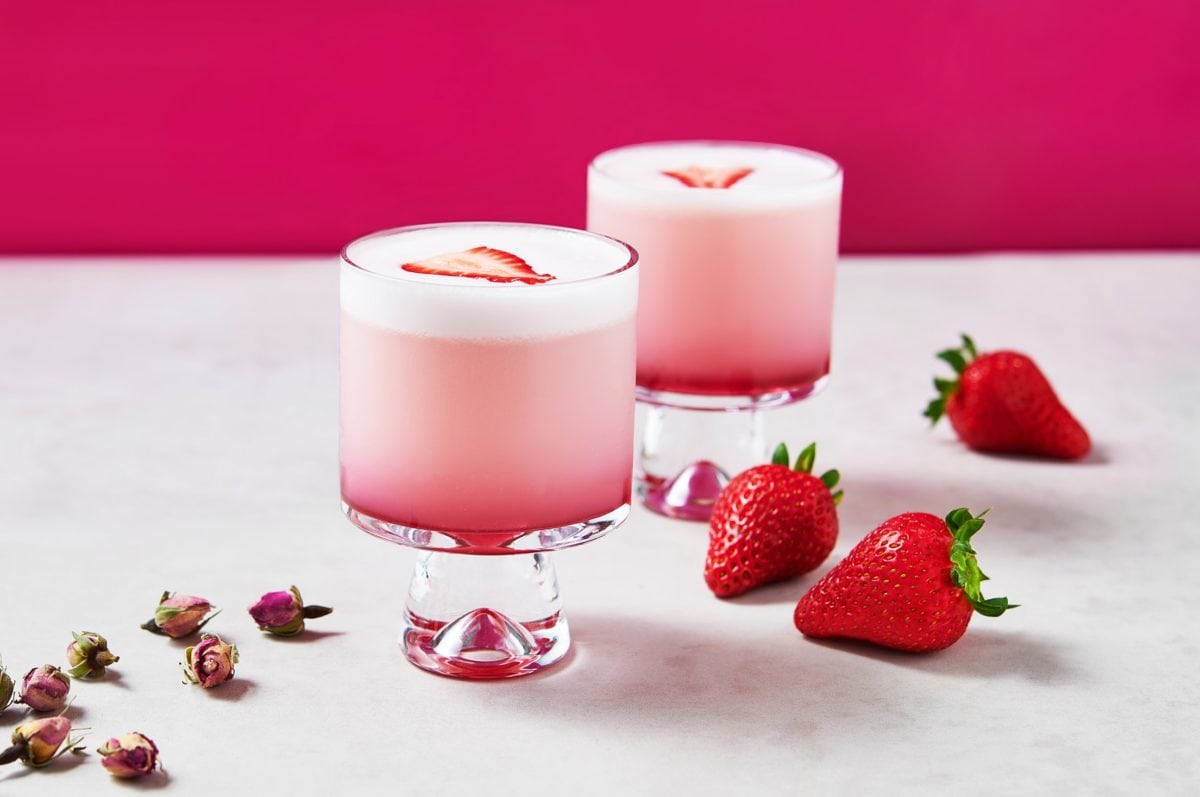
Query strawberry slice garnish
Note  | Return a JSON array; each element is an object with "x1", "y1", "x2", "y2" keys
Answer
[
  {"x1": 401, "y1": 247, "x2": 555, "y2": 285},
  {"x1": 661, "y1": 165, "x2": 754, "y2": 189}
]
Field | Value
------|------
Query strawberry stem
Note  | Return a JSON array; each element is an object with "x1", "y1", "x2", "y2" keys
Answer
[
  {"x1": 945, "y1": 507, "x2": 1017, "y2": 617},
  {"x1": 924, "y1": 333, "x2": 979, "y2": 425}
]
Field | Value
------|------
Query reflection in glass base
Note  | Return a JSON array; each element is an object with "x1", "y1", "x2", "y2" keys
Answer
[
  {"x1": 402, "y1": 552, "x2": 569, "y2": 679},
  {"x1": 639, "y1": 460, "x2": 732, "y2": 521},
  {"x1": 636, "y1": 376, "x2": 828, "y2": 522},
  {"x1": 344, "y1": 502, "x2": 629, "y2": 554}
]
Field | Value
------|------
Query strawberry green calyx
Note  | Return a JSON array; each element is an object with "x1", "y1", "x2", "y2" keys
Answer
[
  {"x1": 924, "y1": 333, "x2": 978, "y2": 424},
  {"x1": 945, "y1": 507, "x2": 1016, "y2": 617},
  {"x1": 770, "y1": 443, "x2": 791, "y2": 466},
  {"x1": 768, "y1": 442, "x2": 844, "y2": 504},
  {"x1": 794, "y1": 443, "x2": 816, "y2": 473}
]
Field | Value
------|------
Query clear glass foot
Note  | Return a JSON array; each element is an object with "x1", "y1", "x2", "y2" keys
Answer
[
  {"x1": 637, "y1": 406, "x2": 767, "y2": 521},
  {"x1": 344, "y1": 502, "x2": 628, "y2": 553},
  {"x1": 402, "y1": 552, "x2": 569, "y2": 679}
]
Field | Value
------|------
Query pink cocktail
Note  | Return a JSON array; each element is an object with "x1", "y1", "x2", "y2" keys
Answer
[
  {"x1": 341, "y1": 319, "x2": 634, "y2": 550},
  {"x1": 588, "y1": 141, "x2": 842, "y2": 519},
  {"x1": 340, "y1": 222, "x2": 638, "y2": 677}
]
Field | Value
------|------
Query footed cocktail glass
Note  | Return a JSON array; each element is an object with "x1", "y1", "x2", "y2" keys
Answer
[
  {"x1": 340, "y1": 222, "x2": 638, "y2": 678},
  {"x1": 588, "y1": 141, "x2": 842, "y2": 520}
]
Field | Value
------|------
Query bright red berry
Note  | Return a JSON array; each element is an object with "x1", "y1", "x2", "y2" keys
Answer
[
  {"x1": 705, "y1": 442, "x2": 842, "y2": 598},
  {"x1": 794, "y1": 508, "x2": 1015, "y2": 653},
  {"x1": 925, "y1": 334, "x2": 1091, "y2": 459}
]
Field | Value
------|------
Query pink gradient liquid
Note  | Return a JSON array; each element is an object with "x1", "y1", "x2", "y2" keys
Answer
[
  {"x1": 588, "y1": 142, "x2": 842, "y2": 398},
  {"x1": 340, "y1": 317, "x2": 635, "y2": 548}
]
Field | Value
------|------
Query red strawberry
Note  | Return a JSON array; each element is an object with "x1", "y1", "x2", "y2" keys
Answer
[
  {"x1": 794, "y1": 508, "x2": 1015, "y2": 653},
  {"x1": 661, "y1": 165, "x2": 754, "y2": 189},
  {"x1": 402, "y1": 246, "x2": 555, "y2": 285},
  {"x1": 924, "y1": 334, "x2": 1091, "y2": 460},
  {"x1": 705, "y1": 442, "x2": 842, "y2": 598}
]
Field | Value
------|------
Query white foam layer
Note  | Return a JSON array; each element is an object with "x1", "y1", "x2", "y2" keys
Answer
[
  {"x1": 589, "y1": 141, "x2": 842, "y2": 211},
  {"x1": 341, "y1": 223, "x2": 638, "y2": 339}
]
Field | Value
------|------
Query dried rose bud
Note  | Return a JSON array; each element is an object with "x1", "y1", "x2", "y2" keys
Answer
[
  {"x1": 0, "y1": 716, "x2": 84, "y2": 768},
  {"x1": 0, "y1": 659, "x2": 14, "y2": 713},
  {"x1": 141, "y1": 590, "x2": 219, "y2": 639},
  {"x1": 65, "y1": 631, "x2": 120, "y2": 679},
  {"x1": 18, "y1": 665, "x2": 71, "y2": 712},
  {"x1": 98, "y1": 732, "x2": 159, "y2": 779},
  {"x1": 248, "y1": 585, "x2": 332, "y2": 636},
  {"x1": 182, "y1": 634, "x2": 238, "y2": 688}
]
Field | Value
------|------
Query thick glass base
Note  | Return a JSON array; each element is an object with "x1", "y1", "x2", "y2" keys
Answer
[
  {"x1": 636, "y1": 376, "x2": 828, "y2": 522},
  {"x1": 344, "y1": 502, "x2": 628, "y2": 554},
  {"x1": 402, "y1": 552, "x2": 569, "y2": 679},
  {"x1": 637, "y1": 407, "x2": 765, "y2": 521}
]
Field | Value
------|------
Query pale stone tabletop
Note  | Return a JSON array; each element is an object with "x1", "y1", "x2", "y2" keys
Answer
[{"x1": 0, "y1": 254, "x2": 1196, "y2": 794}]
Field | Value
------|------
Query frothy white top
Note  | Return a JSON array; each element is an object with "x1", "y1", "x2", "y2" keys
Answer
[
  {"x1": 589, "y1": 141, "x2": 842, "y2": 211},
  {"x1": 341, "y1": 223, "x2": 638, "y2": 339}
]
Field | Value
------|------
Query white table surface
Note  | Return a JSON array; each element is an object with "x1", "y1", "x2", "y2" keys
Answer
[{"x1": 0, "y1": 254, "x2": 1197, "y2": 795}]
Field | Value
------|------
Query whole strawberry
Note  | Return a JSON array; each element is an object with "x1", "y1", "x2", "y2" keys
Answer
[
  {"x1": 705, "y1": 442, "x2": 842, "y2": 598},
  {"x1": 924, "y1": 334, "x2": 1090, "y2": 459},
  {"x1": 794, "y1": 508, "x2": 1015, "y2": 652}
]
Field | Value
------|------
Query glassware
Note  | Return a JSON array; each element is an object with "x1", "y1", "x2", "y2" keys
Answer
[
  {"x1": 588, "y1": 141, "x2": 842, "y2": 520},
  {"x1": 340, "y1": 222, "x2": 638, "y2": 677}
]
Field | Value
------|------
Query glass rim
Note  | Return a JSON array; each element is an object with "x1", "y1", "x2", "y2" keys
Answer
[
  {"x1": 340, "y1": 221, "x2": 639, "y2": 288},
  {"x1": 589, "y1": 139, "x2": 842, "y2": 189}
]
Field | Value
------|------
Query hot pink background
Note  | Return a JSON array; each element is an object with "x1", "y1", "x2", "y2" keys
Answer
[{"x1": 2, "y1": 2, "x2": 1197, "y2": 253}]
